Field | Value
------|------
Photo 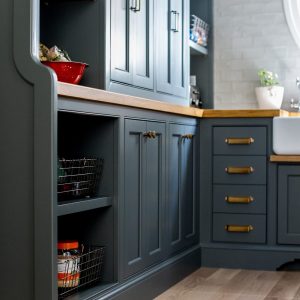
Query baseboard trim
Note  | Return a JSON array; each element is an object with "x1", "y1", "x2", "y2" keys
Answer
[
  {"x1": 100, "y1": 246, "x2": 201, "y2": 300},
  {"x1": 202, "y1": 247, "x2": 300, "y2": 271}
]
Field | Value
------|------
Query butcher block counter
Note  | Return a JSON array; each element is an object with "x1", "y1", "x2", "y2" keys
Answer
[{"x1": 57, "y1": 82, "x2": 300, "y2": 118}]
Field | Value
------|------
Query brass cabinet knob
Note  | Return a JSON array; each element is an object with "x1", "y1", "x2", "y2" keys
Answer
[
  {"x1": 143, "y1": 131, "x2": 157, "y2": 139},
  {"x1": 225, "y1": 225, "x2": 254, "y2": 233},
  {"x1": 225, "y1": 137, "x2": 255, "y2": 145},
  {"x1": 181, "y1": 134, "x2": 194, "y2": 140},
  {"x1": 225, "y1": 166, "x2": 254, "y2": 174}
]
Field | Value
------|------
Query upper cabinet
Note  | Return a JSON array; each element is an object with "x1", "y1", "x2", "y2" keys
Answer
[
  {"x1": 40, "y1": 0, "x2": 214, "y2": 107},
  {"x1": 111, "y1": 0, "x2": 154, "y2": 89},
  {"x1": 40, "y1": 0, "x2": 193, "y2": 105},
  {"x1": 156, "y1": 0, "x2": 189, "y2": 98}
]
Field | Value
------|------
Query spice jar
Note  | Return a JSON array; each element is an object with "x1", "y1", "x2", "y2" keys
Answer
[{"x1": 57, "y1": 241, "x2": 80, "y2": 288}]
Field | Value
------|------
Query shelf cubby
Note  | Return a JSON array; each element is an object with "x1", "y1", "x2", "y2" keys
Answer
[{"x1": 189, "y1": 40, "x2": 208, "y2": 56}]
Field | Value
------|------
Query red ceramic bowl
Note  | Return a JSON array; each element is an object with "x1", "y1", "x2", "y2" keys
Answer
[{"x1": 42, "y1": 61, "x2": 88, "y2": 84}]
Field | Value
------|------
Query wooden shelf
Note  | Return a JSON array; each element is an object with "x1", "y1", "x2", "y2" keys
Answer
[
  {"x1": 270, "y1": 155, "x2": 300, "y2": 163},
  {"x1": 189, "y1": 40, "x2": 208, "y2": 56},
  {"x1": 57, "y1": 196, "x2": 112, "y2": 216}
]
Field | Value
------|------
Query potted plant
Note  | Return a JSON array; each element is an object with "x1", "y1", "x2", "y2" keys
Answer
[{"x1": 255, "y1": 69, "x2": 284, "y2": 109}]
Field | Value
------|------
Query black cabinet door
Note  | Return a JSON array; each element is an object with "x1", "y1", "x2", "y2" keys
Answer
[
  {"x1": 156, "y1": 0, "x2": 189, "y2": 98},
  {"x1": 168, "y1": 124, "x2": 198, "y2": 255},
  {"x1": 123, "y1": 119, "x2": 165, "y2": 278},
  {"x1": 111, "y1": 0, "x2": 154, "y2": 89},
  {"x1": 278, "y1": 165, "x2": 300, "y2": 245}
]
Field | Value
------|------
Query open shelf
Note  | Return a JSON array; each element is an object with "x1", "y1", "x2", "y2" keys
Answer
[
  {"x1": 189, "y1": 40, "x2": 208, "y2": 56},
  {"x1": 57, "y1": 196, "x2": 112, "y2": 216}
]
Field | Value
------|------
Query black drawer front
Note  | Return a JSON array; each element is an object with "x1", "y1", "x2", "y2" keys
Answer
[
  {"x1": 213, "y1": 185, "x2": 266, "y2": 214},
  {"x1": 213, "y1": 156, "x2": 266, "y2": 185},
  {"x1": 213, "y1": 213, "x2": 266, "y2": 244},
  {"x1": 213, "y1": 126, "x2": 267, "y2": 155}
]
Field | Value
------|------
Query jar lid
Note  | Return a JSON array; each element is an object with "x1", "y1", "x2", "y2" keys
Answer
[{"x1": 57, "y1": 240, "x2": 79, "y2": 250}]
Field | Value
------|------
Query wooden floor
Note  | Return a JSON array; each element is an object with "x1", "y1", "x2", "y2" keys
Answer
[{"x1": 155, "y1": 268, "x2": 300, "y2": 300}]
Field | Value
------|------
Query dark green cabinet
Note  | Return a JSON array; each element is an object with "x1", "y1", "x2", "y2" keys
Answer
[
  {"x1": 156, "y1": 0, "x2": 189, "y2": 98},
  {"x1": 123, "y1": 119, "x2": 166, "y2": 278},
  {"x1": 168, "y1": 124, "x2": 198, "y2": 254},
  {"x1": 278, "y1": 165, "x2": 300, "y2": 245},
  {"x1": 111, "y1": 0, "x2": 154, "y2": 90}
]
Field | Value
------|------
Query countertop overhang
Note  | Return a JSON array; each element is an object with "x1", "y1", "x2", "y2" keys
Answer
[{"x1": 57, "y1": 82, "x2": 300, "y2": 118}]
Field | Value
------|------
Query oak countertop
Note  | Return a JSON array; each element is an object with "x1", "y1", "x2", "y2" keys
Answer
[{"x1": 57, "y1": 82, "x2": 300, "y2": 118}]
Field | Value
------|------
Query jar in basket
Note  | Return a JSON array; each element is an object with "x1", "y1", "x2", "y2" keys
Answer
[{"x1": 57, "y1": 241, "x2": 80, "y2": 288}]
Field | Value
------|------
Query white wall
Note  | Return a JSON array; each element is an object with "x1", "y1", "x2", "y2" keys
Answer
[{"x1": 214, "y1": 0, "x2": 300, "y2": 109}]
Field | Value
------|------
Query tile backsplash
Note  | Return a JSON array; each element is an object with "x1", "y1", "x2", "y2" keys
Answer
[{"x1": 214, "y1": 0, "x2": 300, "y2": 109}]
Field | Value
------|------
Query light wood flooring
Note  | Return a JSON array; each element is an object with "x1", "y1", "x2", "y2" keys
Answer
[{"x1": 155, "y1": 268, "x2": 300, "y2": 300}]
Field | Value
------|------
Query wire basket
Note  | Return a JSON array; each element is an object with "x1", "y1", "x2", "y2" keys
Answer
[
  {"x1": 58, "y1": 246, "x2": 105, "y2": 299},
  {"x1": 190, "y1": 15, "x2": 209, "y2": 47},
  {"x1": 57, "y1": 158, "x2": 104, "y2": 201}
]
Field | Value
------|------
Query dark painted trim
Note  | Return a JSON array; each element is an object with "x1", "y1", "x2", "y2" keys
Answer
[
  {"x1": 101, "y1": 246, "x2": 201, "y2": 300},
  {"x1": 13, "y1": 0, "x2": 57, "y2": 298},
  {"x1": 201, "y1": 247, "x2": 300, "y2": 271}
]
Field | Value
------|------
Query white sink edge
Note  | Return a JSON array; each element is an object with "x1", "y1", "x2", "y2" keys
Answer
[{"x1": 273, "y1": 116, "x2": 300, "y2": 155}]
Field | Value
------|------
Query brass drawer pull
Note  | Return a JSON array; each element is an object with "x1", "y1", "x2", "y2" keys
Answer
[
  {"x1": 225, "y1": 166, "x2": 254, "y2": 174},
  {"x1": 181, "y1": 134, "x2": 194, "y2": 140},
  {"x1": 143, "y1": 131, "x2": 157, "y2": 139},
  {"x1": 225, "y1": 137, "x2": 254, "y2": 145},
  {"x1": 225, "y1": 196, "x2": 254, "y2": 204},
  {"x1": 225, "y1": 225, "x2": 254, "y2": 233}
]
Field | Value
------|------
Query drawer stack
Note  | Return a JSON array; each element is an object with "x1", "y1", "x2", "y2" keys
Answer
[{"x1": 212, "y1": 126, "x2": 267, "y2": 244}]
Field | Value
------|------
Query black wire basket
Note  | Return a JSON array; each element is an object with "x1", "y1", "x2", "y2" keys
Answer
[
  {"x1": 57, "y1": 158, "x2": 104, "y2": 201},
  {"x1": 58, "y1": 246, "x2": 105, "y2": 299}
]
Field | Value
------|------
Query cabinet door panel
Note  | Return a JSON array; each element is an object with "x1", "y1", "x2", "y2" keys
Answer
[
  {"x1": 278, "y1": 166, "x2": 300, "y2": 245},
  {"x1": 182, "y1": 125, "x2": 197, "y2": 244},
  {"x1": 168, "y1": 124, "x2": 185, "y2": 252},
  {"x1": 156, "y1": 0, "x2": 172, "y2": 95},
  {"x1": 111, "y1": 0, "x2": 132, "y2": 84},
  {"x1": 145, "y1": 121, "x2": 165, "y2": 265},
  {"x1": 168, "y1": 124, "x2": 198, "y2": 255},
  {"x1": 124, "y1": 119, "x2": 147, "y2": 277},
  {"x1": 170, "y1": 0, "x2": 188, "y2": 98},
  {"x1": 132, "y1": 0, "x2": 154, "y2": 89}
]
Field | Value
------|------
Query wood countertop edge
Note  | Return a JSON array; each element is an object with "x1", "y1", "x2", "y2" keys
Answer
[
  {"x1": 202, "y1": 109, "x2": 286, "y2": 118},
  {"x1": 57, "y1": 82, "x2": 204, "y2": 118},
  {"x1": 270, "y1": 155, "x2": 300, "y2": 162},
  {"x1": 57, "y1": 82, "x2": 300, "y2": 118}
]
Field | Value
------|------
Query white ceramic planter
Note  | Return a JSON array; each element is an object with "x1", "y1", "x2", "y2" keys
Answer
[{"x1": 255, "y1": 86, "x2": 284, "y2": 109}]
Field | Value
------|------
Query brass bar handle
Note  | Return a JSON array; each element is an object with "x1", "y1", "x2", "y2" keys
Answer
[
  {"x1": 225, "y1": 225, "x2": 254, "y2": 233},
  {"x1": 225, "y1": 137, "x2": 255, "y2": 145},
  {"x1": 181, "y1": 134, "x2": 194, "y2": 140},
  {"x1": 225, "y1": 196, "x2": 254, "y2": 204},
  {"x1": 225, "y1": 166, "x2": 254, "y2": 174},
  {"x1": 143, "y1": 131, "x2": 157, "y2": 139}
]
